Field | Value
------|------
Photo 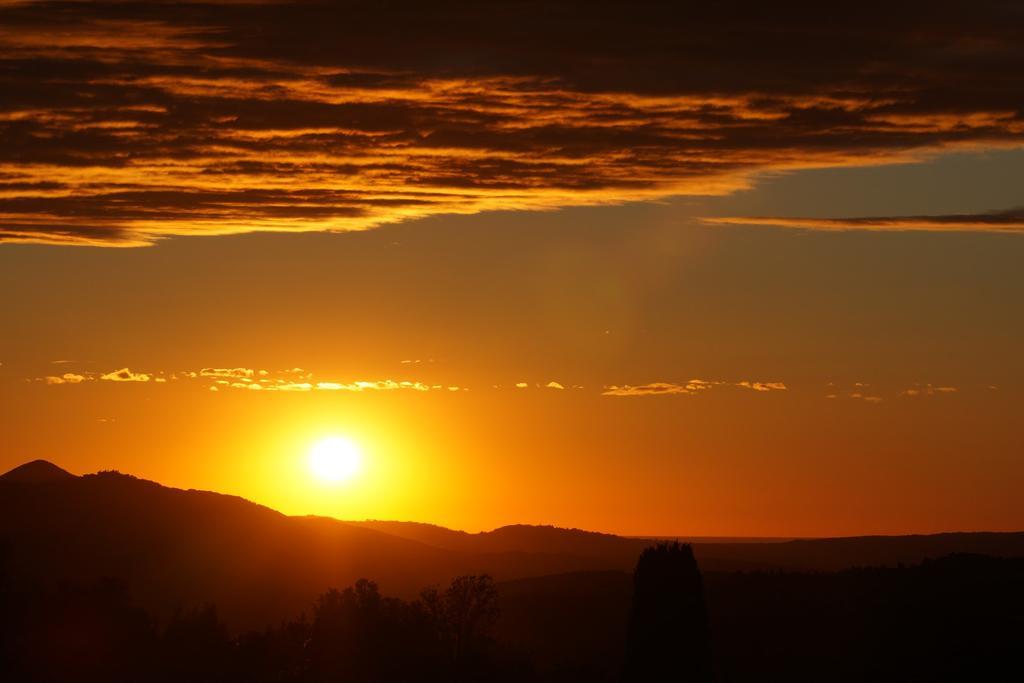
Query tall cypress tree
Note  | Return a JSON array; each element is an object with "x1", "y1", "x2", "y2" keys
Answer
[{"x1": 623, "y1": 542, "x2": 714, "y2": 682}]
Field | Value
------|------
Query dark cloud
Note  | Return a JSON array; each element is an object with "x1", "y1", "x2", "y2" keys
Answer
[
  {"x1": 704, "y1": 209, "x2": 1024, "y2": 233},
  {"x1": 2, "y1": 1, "x2": 1023, "y2": 245}
]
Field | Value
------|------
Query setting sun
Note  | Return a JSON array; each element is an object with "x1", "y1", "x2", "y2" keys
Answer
[{"x1": 308, "y1": 436, "x2": 362, "y2": 484}]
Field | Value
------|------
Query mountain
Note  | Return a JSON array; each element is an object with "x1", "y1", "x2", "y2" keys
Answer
[
  {"x1": 2, "y1": 460, "x2": 1024, "y2": 632},
  {"x1": 0, "y1": 467, "x2": 467, "y2": 630},
  {"x1": 0, "y1": 459, "x2": 75, "y2": 483},
  {"x1": 0, "y1": 464, "x2": 657, "y2": 630}
]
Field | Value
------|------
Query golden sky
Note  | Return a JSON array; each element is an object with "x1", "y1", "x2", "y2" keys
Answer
[{"x1": 2, "y1": 1, "x2": 1023, "y2": 536}]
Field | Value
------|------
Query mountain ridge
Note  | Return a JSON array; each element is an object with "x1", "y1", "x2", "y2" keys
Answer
[{"x1": 3, "y1": 460, "x2": 1024, "y2": 631}]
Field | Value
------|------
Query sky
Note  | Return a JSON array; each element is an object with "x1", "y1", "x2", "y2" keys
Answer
[{"x1": 1, "y1": 1, "x2": 1023, "y2": 536}]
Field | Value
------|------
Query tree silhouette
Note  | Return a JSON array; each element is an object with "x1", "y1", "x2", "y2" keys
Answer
[
  {"x1": 21, "y1": 578, "x2": 156, "y2": 683},
  {"x1": 4, "y1": 554, "x2": 1020, "y2": 682},
  {"x1": 623, "y1": 542, "x2": 713, "y2": 682},
  {"x1": 158, "y1": 604, "x2": 234, "y2": 682},
  {"x1": 307, "y1": 579, "x2": 389, "y2": 681},
  {"x1": 422, "y1": 574, "x2": 501, "y2": 678},
  {"x1": 0, "y1": 541, "x2": 15, "y2": 677},
  {"x1": 237, "y1": 615, "x2": 311, "y2": 683}
]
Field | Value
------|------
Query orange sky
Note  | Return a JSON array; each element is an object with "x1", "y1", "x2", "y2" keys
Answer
[
  {"x1": 2, "y1": 1, "x2": 1023, "y2": 536},
  {"x1": 3, "y1": 185, "x2": 1023, "y2": 536}
]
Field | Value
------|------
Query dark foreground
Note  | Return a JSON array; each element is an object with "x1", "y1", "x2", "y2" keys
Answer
[
  {"x1": 1, "y1": 464, "x2": 1022, "y2": 681},
  {"x1": 2, "y1": 549, "x2": 1022, "y2": 682}
]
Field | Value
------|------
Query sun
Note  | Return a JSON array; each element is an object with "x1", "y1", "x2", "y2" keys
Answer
[{"x1": 308, "y1": 436, "x2": 362, "y2": 484}]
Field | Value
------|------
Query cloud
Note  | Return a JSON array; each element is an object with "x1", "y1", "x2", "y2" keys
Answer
[
  {"x1": 22, "y1": 362, "x2": 968, "y2": 404},
  {"x1": 313, "y1": 380, "x2": 430, "y2": 392},
  {"x1": 2, "y1": 1, "x2": 1023, "y2": 245},
  {"x1": 703, "y1": 209, "x2": 1024, "y2": 234},
  {"x1": 604, "y1": 379, "x2": 790, "y2": 396},
  {"x1": 603, "y1": 383, "x2": 691, "y2": 397},
  {"x1": 44, "y1": 372, "x2": 87, "y2": 385},
  {"x1": 273, "y1": 382, "x2": 312, "y2": 392},
  {"x1": 902, "y1": 385, "x2": 958, "y2": 396},
  {"x1": 824, "y1": 382, "x2": 960, "y2": 401},
  {"x1": 737, "y1": 381, "x2": 787, "y2": 392},
  {"x1": 199, "y1": 374, "x2": 445, "y2": 393},
  {"x1": 849, "y1": 392, "x2": 884, "y2": 403},
  {"x1": 602, "y1": 380, "x2": 716, "y2": 397},
  {"x1": 199, "y1": 367, "x2": 258, "y2": 378},
  {"x1": 33, "y1": 362, "x2": 458, "y2": 394},
  {"x1": 100, "y1": 368, "x2": 151, "y2": 382}
]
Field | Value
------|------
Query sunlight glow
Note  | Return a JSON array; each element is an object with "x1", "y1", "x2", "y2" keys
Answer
[{"x1": 308, "y1": 436, "x2": 362, "y2": 484}]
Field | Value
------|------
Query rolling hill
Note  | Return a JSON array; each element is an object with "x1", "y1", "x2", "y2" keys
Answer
[{"x1": 2, "y1": 460, "x2": 1023, "y2": 632}]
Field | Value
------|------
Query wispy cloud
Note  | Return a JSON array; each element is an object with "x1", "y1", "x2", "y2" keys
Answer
[
  {"x1": 603, "y1": 379, "x2": 786, "y2": 397},
  {"x1": 199, "y1": 367, "x2": 264, "y2": 379},
  {"x1": 25, "y1": 363, "x2": 976, "y2": 403},
  {"x1": 703, "y1": 210, "x2": 1024, "y2": 234},
  {"x1": 2, "y1": 2, "x2": 1023, "y2": 245},
  {"x1": 205, "y1": 375, "x2": 457, "y2": 393},
  {"x1": 737, "y1": 381, "x2": 787, "y2": 392},
  {"x1": 100, "y1": 368, "x2": 151, "y2": 382},
  {"x1": 44, "y1": 372, "x2": 87, "y2": 385},
  {"x1": 902, "y1": 384, "x2": 958, "y2": 397},
  {"x1": 315, "y1": 380, "x2": 433, "y2": 392},
  {"x1": 602, "y1": 380, "x2": 719, "y2": 397},
  {"x1": 602, "y1": 383, "x2": 697, "y2": 397},
  {"x1": 35, "y1": 365, "x2": 448, "y2": 392},
  {"x1": 825, "y1": 382, "x2": 884, "y2": 403}
]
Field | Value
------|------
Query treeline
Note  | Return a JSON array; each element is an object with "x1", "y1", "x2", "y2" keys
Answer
[
  {"x1": 0, "y1": 573, "x2": 537, "y2": 682},
  {"x1": 0, "y1": 541, "x2": 711, "y2": 683},
  {"x1": 496, "y1": 552, "x2": 1024, "y2": 681},
  {"x1": 704, "y1": 553, "x2": 1024, "y2": 682},
  {"x1": 3, "y1": 543, "x2": 1022, "y2": 682}
]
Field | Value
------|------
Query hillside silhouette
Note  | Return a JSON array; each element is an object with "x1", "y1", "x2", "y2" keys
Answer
[
  {"x1": 349, "y1": 520, "x2": 1024, "y2": 572},
  {"x1": 3, "y1": 461, "x2": 1024, "y2": 632},
  {"x1": 2, "y1": 461, "x2": 1024, "y2": 680},
  {"x1": 351, "y1": 521, "x2": 654, "y2": 565},
  {"x1": 0, "y1": 460, "x2": 75, "y2": 483},
  {"x1": 0, "y1": 463, "x2": 664, "y2": 630}
]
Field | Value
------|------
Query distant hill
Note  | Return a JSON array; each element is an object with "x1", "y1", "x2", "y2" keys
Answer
[
  {"x1": 2, "y1": 460, "x2": 1023, "y2": 632},
  {"x1": 0, "y1": 463, "x2": 660, "y2": 630},
  {"x1": 352, "y1": 520, "x2": 652, "y2": 559},
  {"x1": 0, "y1": 466, "x2": 465, "y2": 630},
  {"x1": 350, "y1": 519, "x2": 1024, "y2": 573},
  {"x1": 0, "y1": 460, "x2": 75, "y2": 483},
  {"x1": 689, "y1": 532, "x2": 1024, "y2": 572}
]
